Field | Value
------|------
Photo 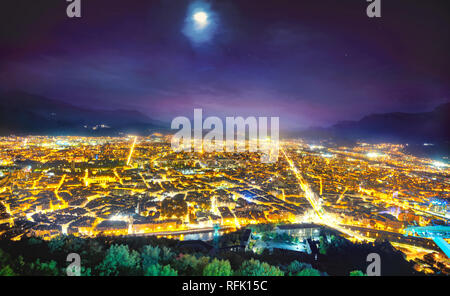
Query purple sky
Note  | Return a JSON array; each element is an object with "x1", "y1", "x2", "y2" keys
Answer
[{"x1": 0, "y1": 0, "x2": 449, "y2": 130}]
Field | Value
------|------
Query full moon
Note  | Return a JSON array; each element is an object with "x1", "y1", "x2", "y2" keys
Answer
[
  {"x1": 182, "y1": 1, "x2": 217, "y2": 45},
  {"x1": 193, "y1": 11, "x2": 208, "y2": 27}
]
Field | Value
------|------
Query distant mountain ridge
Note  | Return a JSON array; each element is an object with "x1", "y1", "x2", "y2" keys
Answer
[
  {"x1": 1, "y1": 91, "x2": 448, "y2": 143},
  {"x1": 0, "y1": 91, "x2": 167, "y2": 136},
  {"x1": 299, "y1": 102, "x2": 450, "y2": 143}
]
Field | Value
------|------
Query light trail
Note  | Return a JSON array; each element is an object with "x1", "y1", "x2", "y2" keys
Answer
[
  {"x1": 56, "y1": 174, "x2": 66, "y2": 191},
  {"x1": 54, "y1": 174, "x2": 68, "y2": 208},
  {"x1": 281, "y1": 147, "x2": 323, "y2": 218},
  {"x1": 336, "y1": 187, "x2": 348, "y2": 204},
  {"x1": 306, "y1": 173, "x2": 323, "y2": 196},
  {"x1": 31, "y1": 173, "x2": 43, "y2": 189},
  {"x1": 319, "y1": 177, "x2": 323, "y2": 196},
  {"x1": 126, "y1": 136, "x2": 137, "y2": 166},
  {"x1": 84, "y1": 169, "x2": 89, "y2": 187},
  {"x1": 139, "y1": 172, "x2": 150, "y2": 189},
  {"x1": 113, "y1": 169, "x2": 123, "y2": 185}
]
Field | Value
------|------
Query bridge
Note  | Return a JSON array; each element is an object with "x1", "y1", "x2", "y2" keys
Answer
[{"x1": 404, "y1": 226, "x2": 450, "y2": 258}]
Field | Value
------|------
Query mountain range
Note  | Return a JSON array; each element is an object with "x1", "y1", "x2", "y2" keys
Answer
[
  {"x1": 0, "y1": 91, "x2": 166, "y2": 136},
  {"x1": 298, "y1": 102, "x2": 449, "y2": 144},
  {"x1": 0, "y1": 91, "x2": 448, "y2": 146}
]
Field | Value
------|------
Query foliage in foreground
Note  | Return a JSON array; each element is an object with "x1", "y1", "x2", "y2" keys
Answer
[
  {"x1": 0, "y1": 235, "x2": 322, "y2": 276},
  {"x1": 0, "y1": 228, "x2": 419, "y2": 276}
]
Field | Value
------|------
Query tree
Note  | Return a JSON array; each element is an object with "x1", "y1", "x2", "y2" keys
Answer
[
  {"x1": 80, "y1": 266, "x2": 92, "y2": 276},
  {"x1": 196, "y1": 256, "x2": 210, "y2": 275},
  {"x1": 64, "y1": 235, "x2": 86, "y2": 253},
  {"x1": 173, "y1": 254, "x2": 197, "y2": 275},
  {"x1": 48, "y1": 235, "x2": 87, "y2": 254},
  {"x1": 12, "y1": 256, "x2": 26, "y2": 275},
  {"x1": 0, "y1": 265, "x2": 15, "y2": 276},
  {"x1": 173, "y1": 254, "x2": 210, "y2": 275},
  {"x1": 0, "y1": 248, "x2": 12, "y2": 267},
  {"x1": 319, "y1": 236, "x2": 328, "y2": 255},
  {"x1": 219, "y1": 251, "x2": 245, "y2": 270},
  {"x1": 295, "y1": 268, "x2": 321, "y2": 276},
  {"x1": 160, "y1": 246, "x2": 175, "y2": 264},
  {"x1": 160, "y1": 264, "x2": 178, "y2": 276},
  {"x1": 29, "y1": 259, "x2": 60, "y2": 276},
  {"x1": 203, "y1": 259, "x2": 233, "y2": 276},
  {"x1": 144, "y1": 263, "x2": 177, "y2": 276},
  {"x1": 96, "y1": 244, "x2": 141, "y2": 276},
  {"x1": 350, "y1": 270, "x2": 366, "y2": 276},
  {"x1": 286, "y1": 260, "x2": 312, "y2": 276},
  {"x1": 82, "y1": 239, "x2": 104, "y2": 266},
  {"x1": 236, "y1": 259, "x2": 284, "y2": 276},
  {"x1": 27, "y1": 237, "x2": 44, "y2": 246},
  {"x1": 141, "y1": 245, "x2": 160, "y2": 269},
  {"x1": 48, "y1": 236, "x2": 66, "y2": 253}
]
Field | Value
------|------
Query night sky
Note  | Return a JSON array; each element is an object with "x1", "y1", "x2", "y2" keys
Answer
[{"x1": 0, "y1": 0, "x2": 449, "y2": 129}]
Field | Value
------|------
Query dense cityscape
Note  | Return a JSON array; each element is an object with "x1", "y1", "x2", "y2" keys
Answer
[
  {"x1": 0, "y1": 135, "x2": 448, "y2": 275},
  {"x1": 1, "y1": 0, "x2": 449, "y2": 281}
]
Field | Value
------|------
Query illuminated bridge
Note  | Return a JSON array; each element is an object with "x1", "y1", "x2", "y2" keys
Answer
[{"x1": 404, "y1": 226, "x2": 450, "y2": 258}]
